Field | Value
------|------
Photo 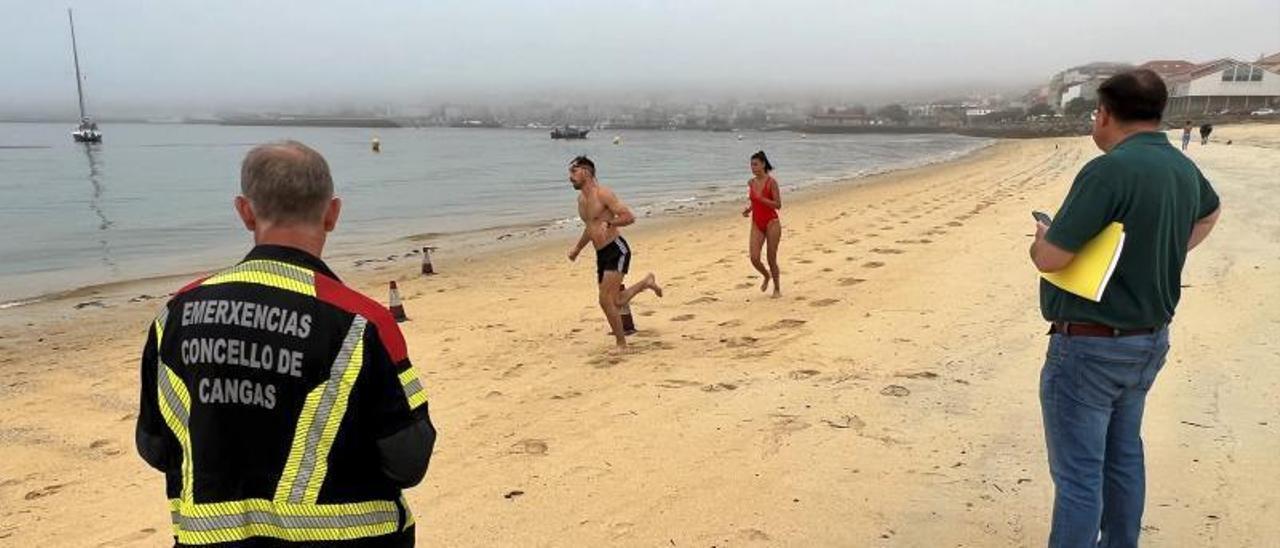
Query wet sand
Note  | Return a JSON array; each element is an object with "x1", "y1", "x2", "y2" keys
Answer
[{"x1": 1, "y1": 125, "x2": 1277, "y2": 546}]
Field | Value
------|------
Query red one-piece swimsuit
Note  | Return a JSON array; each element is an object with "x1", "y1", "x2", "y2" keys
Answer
[{"x1": 749, "y1": 177, "x2": 779, "y2": 232}]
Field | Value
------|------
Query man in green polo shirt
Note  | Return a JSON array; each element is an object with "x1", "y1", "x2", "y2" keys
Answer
[{"x1": 1029, "y1": 69, "x2": 1221, "y2": 547}]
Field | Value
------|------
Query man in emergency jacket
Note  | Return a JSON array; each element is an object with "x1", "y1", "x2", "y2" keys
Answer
[{"x1": 136, "y1": 140, "x2": 436, "y2": 547}]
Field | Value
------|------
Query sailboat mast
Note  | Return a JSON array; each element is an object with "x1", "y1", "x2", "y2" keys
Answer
[{"x1": 68, "y1": 8, "x2": 87, "y2": 121}]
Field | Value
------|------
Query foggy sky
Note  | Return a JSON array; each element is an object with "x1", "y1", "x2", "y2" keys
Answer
[{"x1": 2, "y1": 0, "x2": 1277, "y2": 117}]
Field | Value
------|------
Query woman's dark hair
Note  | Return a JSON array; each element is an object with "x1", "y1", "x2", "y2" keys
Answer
[{"x1": 750, "y1": 150, "x2": 774, "y2": 172}]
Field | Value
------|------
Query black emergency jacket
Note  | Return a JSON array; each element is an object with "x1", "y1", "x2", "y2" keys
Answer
[{"x1": 136, "y1": 245, "x2": 436, "y2": 547}]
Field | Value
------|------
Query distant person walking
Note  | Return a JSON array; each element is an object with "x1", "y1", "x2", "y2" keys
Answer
[
  {"x1": 566, "y1": 156, "x2": 663, "y2": 351},
  {"x1": 1199, "y1": 123, "x2": 1213, "y2": 145},
  {"x1": 1181, "y1": 120, "x2": 1193, "y2": 150},
  {"x1": 1029, "y1": 70, "x2": 1221, "y2": 547},
  {"x1": 741, "y1": 151, "x2": 783, "y2": 298}
]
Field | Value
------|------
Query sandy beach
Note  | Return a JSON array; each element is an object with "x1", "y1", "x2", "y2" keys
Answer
[{"x1": 1, "y1": 125, "x2": 1277, "y2": 546}]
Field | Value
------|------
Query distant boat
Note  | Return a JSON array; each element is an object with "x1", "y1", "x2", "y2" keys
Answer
[
  {"x1": 67, "y1": 9, "x2": 101, "y2": 143},
  {"x1": 550, "y1": 126, "x2": 590, "y2": 139}
]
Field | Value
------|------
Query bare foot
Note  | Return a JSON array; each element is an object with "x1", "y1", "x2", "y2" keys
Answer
[
  {"x1": 760, "y1": 276, "x2": 770, "y2": 292},
  {"x1": 644, "y1": 273, "x2": 664, "y2": 298},
  {"x1": 608, "y1": 343, "x2": 632, "y2": 355},
  {"x1": 771, "y1": 289, "x2": 782, "y2": 299}
]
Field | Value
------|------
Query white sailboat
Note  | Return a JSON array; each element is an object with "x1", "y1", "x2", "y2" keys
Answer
[{"x1": 68, "y1": 8, "x2": 101, "y2": 143}]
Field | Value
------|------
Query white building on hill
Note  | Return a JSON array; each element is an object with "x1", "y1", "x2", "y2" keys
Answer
[{"x1": 1164, "y1": 58, "x2": 1280, "y2": 116}]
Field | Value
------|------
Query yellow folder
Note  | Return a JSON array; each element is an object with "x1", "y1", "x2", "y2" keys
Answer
[{"x1": 1042, "y1": 222, "x2": 1125, "y2": 302}]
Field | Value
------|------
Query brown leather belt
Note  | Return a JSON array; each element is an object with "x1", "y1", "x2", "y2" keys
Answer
[{"x1": 1049, "y1": 321, "x2": 1159, "y2": 337}]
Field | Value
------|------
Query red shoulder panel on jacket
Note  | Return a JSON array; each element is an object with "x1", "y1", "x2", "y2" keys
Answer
[
  {"x1": 313, "y1": 274, "x2": 407, "y2": 362},
  {"x1": 175, "y1": 275, "x2": 212, "y2": 295}
]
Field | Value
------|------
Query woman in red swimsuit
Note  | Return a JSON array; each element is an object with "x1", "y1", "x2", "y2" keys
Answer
[{"x1": 741, "y1": 150, "x2": 782, "y2": 297}]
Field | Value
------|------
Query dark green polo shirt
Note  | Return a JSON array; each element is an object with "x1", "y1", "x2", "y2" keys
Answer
[{"x1": 1040, "y1": 131, "x2": 1220, "y2": 329}]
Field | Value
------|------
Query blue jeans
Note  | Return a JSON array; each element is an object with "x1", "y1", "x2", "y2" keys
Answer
[{"x1": 1040, "y1": 328, "x2": 1170, "y2": 548}]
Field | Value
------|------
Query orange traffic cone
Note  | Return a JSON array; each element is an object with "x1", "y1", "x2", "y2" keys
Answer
[
  {"x1": 421, "y1": 246, "x2": 437, "y2": 275},
  {"x1": 388, "y1": 281, "x2": 407, "y2": 322}
]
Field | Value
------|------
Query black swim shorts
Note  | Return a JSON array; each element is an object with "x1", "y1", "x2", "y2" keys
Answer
[{"x1": 595, "y1": 236, "x2": 632, "y2": 284}]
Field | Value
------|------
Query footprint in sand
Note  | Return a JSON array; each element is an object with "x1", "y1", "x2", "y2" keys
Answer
[
  {"x1": 24, "y1": 483, "x2": 67, "y2": 501},
  {"x1": 788, "y1": 369, "x2": 821, "y2": 380},
  {"x1": 880, "y1": 385, "x2": 911, "y2": 397},
  {"x1": 734, "y1": 349, "x2": 774, "y2": 359},
  {"x1": 896, "y1": 371, "x2": 939, "y2": 380},
  {"x1": 685, "y1": 296, "x2": 719, "y2": 305},
  {"x1": 862, "y1": 261, "x2": 885, "y2": 269},
  {"x1": 722, "y1": 336, "x2": 760, "y2": 347},
  {"x1": 821, "y1": 415, "x2": 867, "y2": 430},
  {"x1": 947, "y1": 221, "x2": 963, "y2": 227},
  {"x1": 764, "y1": 415, "x2": 812, "y2": 454},
  {"x1": 843, "y1": 239, "x2": 861, "y2": 245},
  {"x1": 797, "y1": 259, "x2": 815, "y2": 264},
  {"x1": 670, "y1": 314, "x2": 696, "y2": 322},
  {"x1": 718, "y1": 319, "x2": 743, "y2": 328},
  {"x1": 810, "y1": 298, "x2": 841, "y2": 307},
  {"x1": 765, "y1": 319, "x2": 807, "y2": 330},
  {"x1": 838, "y1": 277, "x2": 866, "y2": 286},
  {"x1": 588, "y1": 355, "x2": 624, "y2": 368},
  {"x1": 871, "y1": 248, "x2": 904, "y2": 255},
  {"x1": 89, "y1": 439, "x2": 122, "y2": 456},
  {"x1": 701, "y1": 382, "x2": 739, "y2": 392},
  {"x1": 99, "y1": 527, "x2": 160, "y2": 546},
  {"x1": 510, "y1": 439, "x2": 549, "y2": 455},
  {"x1": 658, "y1": 379, "x2": 702, "y2": 389},
  {"x1": 735, "y1": 282, "x2": 754, "y2": 289}
]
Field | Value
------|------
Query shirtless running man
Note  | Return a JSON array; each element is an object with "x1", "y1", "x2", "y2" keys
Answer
[{"x1": 566, "y1": 156, "x2": 663, "y2": 351}]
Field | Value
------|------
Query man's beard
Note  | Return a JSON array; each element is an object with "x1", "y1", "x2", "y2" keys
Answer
[{"x1": 571, "y1": 180, "x2": 583, "y2": 190}]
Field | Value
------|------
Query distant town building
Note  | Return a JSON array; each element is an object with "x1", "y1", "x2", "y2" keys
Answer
[
  {"x1": 1257, "y1": 51, "x2": 1280, "y2": 74},
  {"x1": 1137, "y1": 60, "x2": 1197, "y2": 78},
  {"x1": 808, "y1": 108, "x2": 872, "y2": 127},
  {"x1": 1058, "y1": 81, "x2": 1102, "y2": 109},
  {"x1": 1048, "y1": 62, "x2": 1133, "y2": 110},
  {"x1": 1163, "y1": 58, "x2": 1280, "y2": 116}
]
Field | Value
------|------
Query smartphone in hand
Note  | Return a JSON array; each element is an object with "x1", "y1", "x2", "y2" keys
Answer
[{"x1": 1032, "y1": 211, "x2": 1052, "y2": 225}]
